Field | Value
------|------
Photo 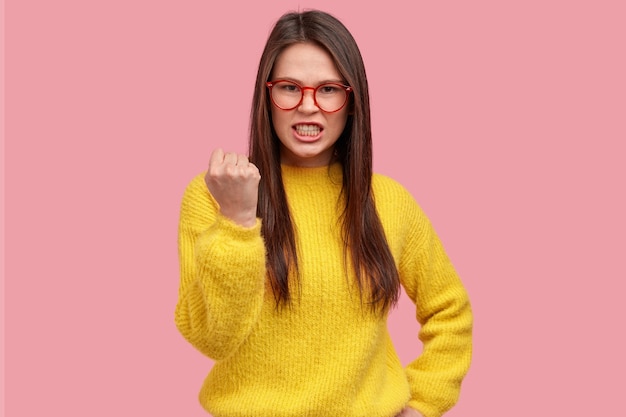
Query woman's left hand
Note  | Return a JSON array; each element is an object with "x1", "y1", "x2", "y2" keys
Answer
[{"x1": 395, "y1": 407, "x2": 425, "y2": 417}]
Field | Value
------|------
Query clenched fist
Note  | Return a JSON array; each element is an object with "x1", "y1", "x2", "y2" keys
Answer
[{"x1": 204, "y1": 148, "x2": 261, "y2": 228}]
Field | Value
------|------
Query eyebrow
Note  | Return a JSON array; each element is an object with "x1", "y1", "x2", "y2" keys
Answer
[{"x1": 273, "y1": 76, "x2": 346, "y2": 85}]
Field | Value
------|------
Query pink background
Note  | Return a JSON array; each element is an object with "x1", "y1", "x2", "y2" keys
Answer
[{"x1": 3, "y1": 0, "x2": 625, "y2": 416}]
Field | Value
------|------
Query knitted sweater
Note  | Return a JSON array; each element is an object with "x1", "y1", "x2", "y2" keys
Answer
[{"x1": 175, "y1": 163, "x2": 472, "y2": 417}]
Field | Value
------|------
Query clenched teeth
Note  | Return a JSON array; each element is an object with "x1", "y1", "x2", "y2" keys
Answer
[{"x1": 294, "y1": 124, "x2": 321, "y2": 136}]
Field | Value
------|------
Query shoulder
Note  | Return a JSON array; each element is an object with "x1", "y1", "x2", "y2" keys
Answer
[
  {"x1": 372, "y1": 173, "x2": 429, "y2": 226},
  {"x1": 372, "y1": 172, "x2": 407, "y2": 190},
  {"x1": 372, "y1": 173, "x2": 418, "y2": 208},
  {"x1": 371, "y1": 173, "x2": 434, "y2": 260}
]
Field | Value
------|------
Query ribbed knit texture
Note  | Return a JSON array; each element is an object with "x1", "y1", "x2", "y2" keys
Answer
[{"x1": 175, "y1": 164, "x2": 472, "y2": 417}]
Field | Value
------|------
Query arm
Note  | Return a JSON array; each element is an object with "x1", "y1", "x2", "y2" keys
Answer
[
  {"x1": 399, "y1": 202, "x2": 473, "y2": 417},
  {"x1": 175, "y1": 150, "x2": 266, "y2": 360}
]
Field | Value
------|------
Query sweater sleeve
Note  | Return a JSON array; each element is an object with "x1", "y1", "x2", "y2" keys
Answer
[
  {"x1": 174, "y1": 174, "x2": 267, "y2": 360},
  {"x1": 399, "y1": 198, "x2": 473, "y2": 417}
]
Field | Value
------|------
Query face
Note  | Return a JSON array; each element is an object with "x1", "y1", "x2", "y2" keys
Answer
[{"x1": 269, "y1": 42, "x2": 349, "y2": 167}]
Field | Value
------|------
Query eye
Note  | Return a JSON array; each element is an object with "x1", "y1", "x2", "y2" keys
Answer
[
  {"x1": 318, "y1": 84, "x2": 341, "y2": 95},
  {"x1": 276, "y1": 82, "x2": 300, "y2": 93}
]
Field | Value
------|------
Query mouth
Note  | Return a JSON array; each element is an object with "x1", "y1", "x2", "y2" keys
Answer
[{"x1": 293, "y1": 123, "x2": 323, "y2": 137}]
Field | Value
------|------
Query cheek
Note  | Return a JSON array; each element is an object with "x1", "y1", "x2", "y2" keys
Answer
[
  {"x1": 270, "y1": 108, "x2": 288, "y2": 132},
  {"x1": 269, "y1": 109, "x2": 291, "y2": 146},
  {"x1": 329, "y1": 112, "x2": 349, "y2": 134}
]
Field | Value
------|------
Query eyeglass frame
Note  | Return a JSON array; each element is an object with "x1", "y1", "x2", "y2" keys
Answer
[{"x1": 266, "y1": 80, "x2": 353, "y2": 113}]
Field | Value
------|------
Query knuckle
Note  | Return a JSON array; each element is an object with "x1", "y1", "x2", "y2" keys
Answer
[{"x1": 207, "y1": 164, "x2": 222, "y2": 177}]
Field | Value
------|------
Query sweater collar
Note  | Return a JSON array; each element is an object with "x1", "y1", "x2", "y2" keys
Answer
[{"x1": 280, "y1": 163, "x2": 343, "y2": 186}]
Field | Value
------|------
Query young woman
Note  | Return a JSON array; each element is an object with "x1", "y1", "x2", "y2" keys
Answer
[{"x1": 175, "y1": 10, "x2": 472, "y2": 417}]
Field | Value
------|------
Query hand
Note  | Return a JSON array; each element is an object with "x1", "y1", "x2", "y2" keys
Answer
[
  {"x1": 395, "y1": 407, "x2": 425, "y2": 417},
  {"x1": 204, "y1": 148, "x2": 261, "y2": 227}
]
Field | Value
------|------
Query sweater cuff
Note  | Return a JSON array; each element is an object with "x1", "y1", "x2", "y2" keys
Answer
[
  {"x1": 214, "y1": 213, "x2": 262, "y2": 241},
  {"x1": 195, "y1": 213, "x2": 265, "y2": 279}
]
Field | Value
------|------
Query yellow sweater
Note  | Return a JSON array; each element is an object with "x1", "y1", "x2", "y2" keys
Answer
[{"x1": 175, "y1": 164, "x2": 472, "y2": 417}]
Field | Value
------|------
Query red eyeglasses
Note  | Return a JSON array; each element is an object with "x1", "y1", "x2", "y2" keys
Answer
[{"x1": 266, "y1": 80, "x2": 352, "y2": 113}]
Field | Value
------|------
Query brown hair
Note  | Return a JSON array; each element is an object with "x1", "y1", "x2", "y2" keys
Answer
[{"x1": 249, "y1": 10, "x2": 400, "y2": 313}]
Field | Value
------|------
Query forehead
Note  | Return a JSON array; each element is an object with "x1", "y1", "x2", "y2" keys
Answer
[{"x1": 272, "y1": 42, "x2": 343, "y2": 83}]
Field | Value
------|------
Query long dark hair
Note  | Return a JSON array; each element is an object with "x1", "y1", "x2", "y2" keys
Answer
[{"x1": 249, "y1": 10, "x2": 400, "y2": 313}]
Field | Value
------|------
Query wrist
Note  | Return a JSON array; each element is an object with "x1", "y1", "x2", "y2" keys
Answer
[{"x1": 220, "y1": 209, "x2": 257, "y2": 228}]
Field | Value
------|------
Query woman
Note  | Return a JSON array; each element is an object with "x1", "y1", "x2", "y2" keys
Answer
[{"x1": 175, "y1": 10, "x2": 472, "y2": 417}]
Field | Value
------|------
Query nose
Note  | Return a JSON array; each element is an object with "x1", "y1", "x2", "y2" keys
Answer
[{"x1": 298, "y1": 88, "x2": 319, "y2": 113}]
